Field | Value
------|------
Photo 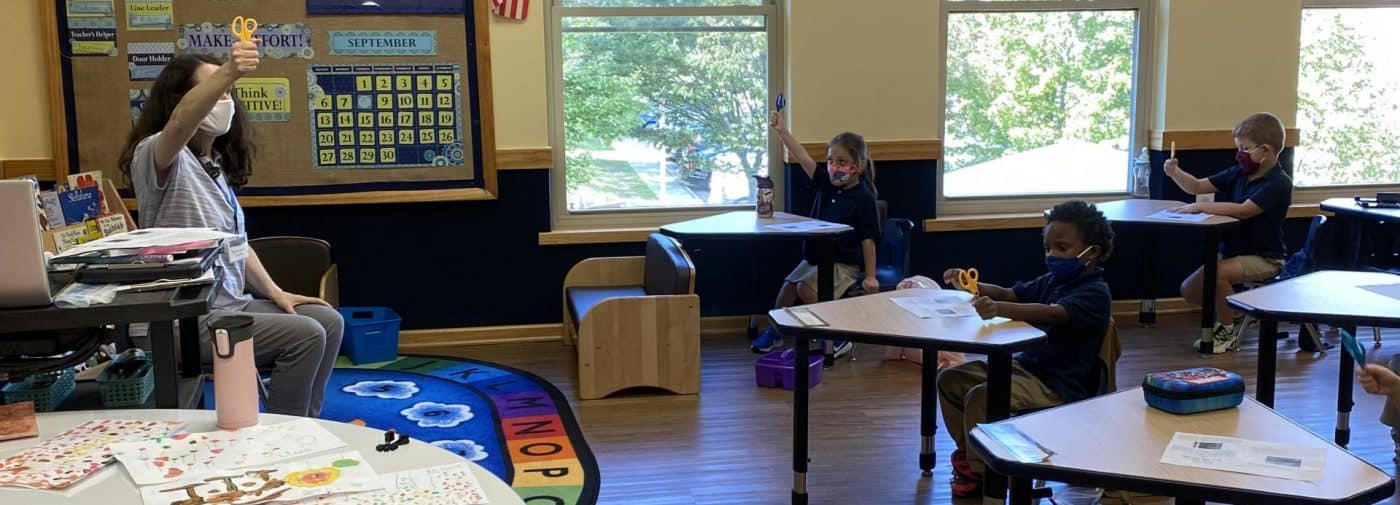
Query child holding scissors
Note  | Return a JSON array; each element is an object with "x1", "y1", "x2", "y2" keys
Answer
[
  {"x1": 935, "y1": 200, "x2": 1114, "y2": 497},
  {"x1": 117, "y1": 24, "x2": 344, "y2": 418},
  {"x1": 750, "y1": 105, "x2": 881, "y2": 357}
]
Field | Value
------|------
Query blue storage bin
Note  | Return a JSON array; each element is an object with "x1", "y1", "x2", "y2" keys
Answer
[{"x1": 338, "y1": 307, "x2": 401, "y2": 364}]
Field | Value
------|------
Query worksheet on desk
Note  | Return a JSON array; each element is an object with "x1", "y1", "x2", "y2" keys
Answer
[
  {"x1": 1359, "y1": 283, "x2": 1400, "y2": 302},
  {"x1": 1145, "y1": 209, "x2": 1213, "y2": 223},
  {"x1": 891, "y1": 296, "x2": 978, "y2": 319},
  {"x1": 1159, "y1": 432, "x2": 1325, "y2": 481},
  {"x1": 763, "y1": 220, "x2": 845, "y2": 233}
]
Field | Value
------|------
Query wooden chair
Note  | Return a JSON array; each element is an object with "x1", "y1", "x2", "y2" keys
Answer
[
  {"x1": 563, "y1": 234, "x2": 700, "y2": 400},
  {"x1": 247, "y1": 236, "x2": 339, "y2": 308}
]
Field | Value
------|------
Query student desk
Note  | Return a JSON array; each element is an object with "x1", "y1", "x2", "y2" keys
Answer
[
  {"x1": 661, "y1": 210, "x2": 852, "y2": 364},
  {"x1": 0, "y1": 409, "x2": 524, "y2": 505},
  {"x1": 1320, "y1": 197, "x2": 1400, "y2": 269},
  {"x1": 0, "y1": 273, "x2": 218, "y2": 409},
  {"x1": 1074, "y1": 199, "x2": 1239, "y2": 352},
  {"x1": 970, "y1": 389, "x2": 1394, "y2": 505},
  {"x1": 770, "y1": 288, "x2": 1046, "y2": 505},
  {"x1": 1227, "y1": 270, "x2": 1400, "y2": 446}
]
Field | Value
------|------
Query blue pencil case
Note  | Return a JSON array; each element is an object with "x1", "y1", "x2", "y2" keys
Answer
[{"x1": 1142, "y1": 367, "x2": 1245, "y2": 415}]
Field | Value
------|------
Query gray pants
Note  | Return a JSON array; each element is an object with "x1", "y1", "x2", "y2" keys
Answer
[{"x1": 201, "y1": 301, "x2": 343, "y2": 417}]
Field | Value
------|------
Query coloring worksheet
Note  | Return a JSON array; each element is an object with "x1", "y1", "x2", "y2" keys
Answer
[
  {"x1": 290, "y1": 463, "x2": 490, "y2": 505},
  {"x1": 0, "y1": 419, "x2": 184, "y2": 490},
  {"x1": 111, "y1": 419, "x2": 348, "y2": 485},
  {"x1": 139, "y1": 451, "x2": 384, "y2": 505}
]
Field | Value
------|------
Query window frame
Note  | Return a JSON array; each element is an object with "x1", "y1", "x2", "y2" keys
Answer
[
  {"x1": 935, "y1": 0, "x2": 1156, "y2": 216},
  {"x1": 1293, "y1": 0, "x2": 1400, "y2": 204},
  {"x1": 546, "y1": 1, "x2": 785, "y2": 230}
]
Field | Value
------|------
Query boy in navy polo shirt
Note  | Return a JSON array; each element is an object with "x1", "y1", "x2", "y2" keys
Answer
[
  {"x1": 937, "y1": 200, "x2": 1115, "y2": 497},
  {"x1": 1163, "y1": 112, "x2": 1293, "y2": 353}
]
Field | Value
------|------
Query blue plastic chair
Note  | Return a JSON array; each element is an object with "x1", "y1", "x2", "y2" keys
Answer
[
  {"x1": 1238, "y1": 215, "x2": 1331, "y2": 351},
  {"x1": 844, "y1": 218, "x2": 916, "y2": 296}
]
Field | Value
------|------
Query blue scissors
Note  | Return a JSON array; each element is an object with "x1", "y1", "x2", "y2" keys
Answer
[
  {"x1": 1339, "y1": 329, "x2": 1366, "y2": 369},
  {"x1": 775, "y1": 93, "x2": 786, "y2": 112}
]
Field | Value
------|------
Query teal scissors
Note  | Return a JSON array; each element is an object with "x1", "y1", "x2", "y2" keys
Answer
[
  {"x1": 231, "y1": 16, "x2": 258, "y2": 43},
  {"x1": 1339, "y1": 329, "x2": 1366, "y2": 369}
]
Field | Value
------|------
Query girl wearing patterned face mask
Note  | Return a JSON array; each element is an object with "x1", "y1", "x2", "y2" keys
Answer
[
  {"x1": 750, "y1": 109, "x2": 883, "y2": 361},
  {"x1": 116, "y1": 38, "x2": 345, "y2": 418}
]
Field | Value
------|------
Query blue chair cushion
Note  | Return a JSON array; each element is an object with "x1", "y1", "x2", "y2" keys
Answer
[{"x1": 566, "y1": 286, "x2": 648, "y2": 327}]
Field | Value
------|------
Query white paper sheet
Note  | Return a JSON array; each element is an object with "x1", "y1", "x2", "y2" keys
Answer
[
  {"x1": 763, "y1": 220, "x2": 845, "y2": 233},
  {"x1": 1145, "y1": 209, "x2": 1213, "y2": 223},
  {"x1": 112, "y1": 419, "x2": 349, "y2": 485},
  {"x1": 890, "y1": 296, "x2": 979, "y2": 319},
  {"x1": 785, "y1": 307, "x2": 827, "y2": 327},
  {"x1": 1359, "y1": 283, "x2": 1400, "y2": 302},
  {"x1": 139, "y1": 451, "x2": 385, "y2": 505},
  {"x1": 1159, "y1": 432, "x2": 1326, "y2": 481},
  {"x1": 287, "y1": 463, "x2": 490, "y2": 505},
  {"x1": 54, "y1": 227, "x2": 238, "y2": 258}
]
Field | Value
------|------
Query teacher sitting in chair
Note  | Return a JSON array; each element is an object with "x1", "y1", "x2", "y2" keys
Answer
[{"x1": 116, "y1": 39, "x2": 343, "y2": 417}]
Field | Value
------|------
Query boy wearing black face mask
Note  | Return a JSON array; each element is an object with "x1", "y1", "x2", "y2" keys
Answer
[
  {"x1": 935, "y1": 200, "x2": 1114, "y2": 497},
  {"x1": 1163, "y1": 112, "x2": 1293, "y2": 354}
]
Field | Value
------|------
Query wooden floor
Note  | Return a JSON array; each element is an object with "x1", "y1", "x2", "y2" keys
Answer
[{"x1": 433, "y1": 314, "x2": 1400, "y2": 504}]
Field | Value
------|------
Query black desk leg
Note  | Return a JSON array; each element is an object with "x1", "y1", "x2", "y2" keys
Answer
[
  {"x1": 1140, "y1": 229, "x2": 1159, "y2": 327},
  {"x1": 179, "y1": 317, "x2": 202, "y2": 377},
  {"x1": 792, "y1": 335, "x2": 810, "y2": 505},
  {"x1": 919, "y1": 345, "x2": 938, "y2": 475},
  {"x1": 815, "y1": 241, "x2": 836, "y2": 368},
  {"x1": 983, "y1": 353, "x2": 1013, "y2": 502},
  {"x1": 149, "y1": 321, "x2": 179, "y2": 408},
  {"x1": 1009, "y1": 478, "x2": 1033, "y2": 505},
  {"x1": 1257, "y1": 318, "x2": 1279, "y2": 407},
  {"x1": 1197, "y1": 230, "x2": 1220, "y2": 354},
  {"x1": 1337, "y1": 325, "x2": 1356, "y2": 447},
  {"x1": 1347, "y1": 218, "x2": 1363, "y2": 270}
]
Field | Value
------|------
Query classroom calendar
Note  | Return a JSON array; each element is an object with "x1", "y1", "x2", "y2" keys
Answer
[{"x1": 307, "y1": 63, "x2": 466, "y2": 169}]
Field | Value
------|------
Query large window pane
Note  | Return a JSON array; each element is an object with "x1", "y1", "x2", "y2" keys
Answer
[
  {"x1": 1297, "y1": 7, "x2": 1400, "y2": 187},
  {"x1": 562, "y1": 15, "x2": 768, "y2": 211},
  {"x1": 944, "y1": 10, "x2": 1138, "y2": 198}
]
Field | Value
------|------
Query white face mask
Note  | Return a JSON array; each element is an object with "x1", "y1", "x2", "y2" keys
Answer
[{"x1": 199, "y1": 98, "x2": 235, "y2": 136}]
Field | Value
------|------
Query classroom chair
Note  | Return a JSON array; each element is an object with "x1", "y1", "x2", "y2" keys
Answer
[
  {"x1": 846, "y1": 218, "x2": 917, "y2": 297},
  {"x1": 563, "y1": 234, "x2": 701, "y2": 400},
  {"x1": 247, "y1": 236, "x2": 340, "y2": 308},
  {"x1": 1234, "y1": 216, "x2": 1329, "y2": 352}
]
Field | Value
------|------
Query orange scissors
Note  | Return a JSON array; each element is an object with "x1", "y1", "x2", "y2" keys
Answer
[
  {"x1": 958, "y1": 268, "x2": 980, "y2": 296},
  {"x1": 231, "y1": 16, "x2": 258, "y2": 43}
]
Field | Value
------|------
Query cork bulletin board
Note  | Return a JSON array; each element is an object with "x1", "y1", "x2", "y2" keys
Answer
[{"x1": 48, "y1": 0, "x2": 497, "y2": 206}]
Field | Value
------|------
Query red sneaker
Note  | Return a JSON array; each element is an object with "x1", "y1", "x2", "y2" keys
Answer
[
  {"x1": 951, "y1": 449, "x2": 976, "y2": 480},
  {"x1": 950, "y1": 473, "x2": 983, "y2": 498}
]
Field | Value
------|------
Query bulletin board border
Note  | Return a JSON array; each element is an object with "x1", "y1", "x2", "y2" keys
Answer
[{"x1": 43, "y1": 0, "x2": 499, "y2": 207}]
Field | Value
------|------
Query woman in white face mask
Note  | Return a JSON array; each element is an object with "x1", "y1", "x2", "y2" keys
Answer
[{"x1": 117, "y1": 40, "x2": 345, "y2": 418}]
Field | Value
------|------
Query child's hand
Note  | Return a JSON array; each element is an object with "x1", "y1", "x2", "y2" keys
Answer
[
  {"x1": 861, "y1": 276, "x2": 880, "y2": 295},
  {"x1": 896, "y1": 275, "x2": 940, "y2": 290},
  {"x1": 1169, "y1": 203, "x2": 1202, "y2": 214},
  {"x1": 227, "y1": 39, "x2": 260, "y2": 75},
  {"x1": 942, "y1": 268, "x2": 966, "y2": 289},
  {"x1": 1358, "y1": 364, "x2": 1400, "y2": 396},
  {"x1": 769, "y1": 110, "x2": 785, "y2": 132},
  {"x1": 971, "y1": 296, "x2": 998, "y2": 320},
  {"x1": 1163, "y1": 157, "x2": 1181, "y2": 176}
]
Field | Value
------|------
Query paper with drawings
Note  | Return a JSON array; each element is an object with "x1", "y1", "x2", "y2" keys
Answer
[
  {"x1": 1145, "y1": 209, "x2": 1213, "y2": 223},
  {"x1": 111, "y1": 419, "x2": 348, "y2": 485},
  {"x1": 891, "y1": 295, "x2": 978, "y2": 319},
  {"x1": 139, "y1": 451, "x2": 384, "y2": 505},
  {"x1": 288, "y1": 463, "x2": 490, "y2": 505},
  {"x1": 0, "y1": 419, "x2": 184, "y2": 489},
  {"x1": 1159, "y1": 432, "x2": 1325, "y2": 481}
]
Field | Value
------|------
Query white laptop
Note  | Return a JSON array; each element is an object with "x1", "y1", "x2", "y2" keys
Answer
[{"x1": 0, "y1": 179, "x2": 53, "y2": 308}]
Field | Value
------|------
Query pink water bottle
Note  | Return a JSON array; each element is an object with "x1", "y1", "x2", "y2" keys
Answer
[{"x1": 209, "y1": 315, "x2": 258, "y2": 429}]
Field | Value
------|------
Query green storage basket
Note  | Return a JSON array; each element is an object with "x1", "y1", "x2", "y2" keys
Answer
[
  {"x1": 3, "y1": 368, "x2": 76, "y2": 412},
  {"x1": 97, "y1": 357, "x2": 155, "y2": 408}
]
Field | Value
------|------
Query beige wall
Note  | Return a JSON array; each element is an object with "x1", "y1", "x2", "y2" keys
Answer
[
  {"x1": 0, "y1": 0, "x2": 53, "y2": 160},
  {"x1": 1, "y1": 1, "x2": 1317, "y2": 162}
]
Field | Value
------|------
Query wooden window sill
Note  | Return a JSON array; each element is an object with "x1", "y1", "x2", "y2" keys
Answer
[
  {"x1": 538, "y1": 227, "x2": 656, "y2": 246},
  {"x1": 923, "y1": 203, "x2": 1323, "y2": 233}
]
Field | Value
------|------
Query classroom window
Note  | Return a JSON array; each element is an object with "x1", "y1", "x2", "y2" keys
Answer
[
  {"x1": 550, "y1": 0, "x2": 781, "y2": 223},
  {"x1": 940, "y1": 0, "x2": 1151, "y2": 204},
  {"x1": 1296, "y1": 4, "x2": 1400, "y2": 187}
]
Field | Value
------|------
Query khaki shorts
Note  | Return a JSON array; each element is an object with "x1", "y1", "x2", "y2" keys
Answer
[
  {"x1": 786, "y1": 260, "x2": 860, "y2": 298},
  {"x1": 1234, "y1": 255, "x2": 1285, "y2": 283}
]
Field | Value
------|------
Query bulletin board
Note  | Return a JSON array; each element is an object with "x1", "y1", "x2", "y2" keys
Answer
[{"x1": 46, "y1": 0, "x2": 497, "y2": 206}]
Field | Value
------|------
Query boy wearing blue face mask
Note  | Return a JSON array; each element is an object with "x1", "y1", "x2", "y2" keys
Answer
[
  {"x1": 935, "y1": 200, "x2": 1114, "y2": 497},
  {"x1": 1163, "y1": 112, "x2": 1292, "y2": 354}
]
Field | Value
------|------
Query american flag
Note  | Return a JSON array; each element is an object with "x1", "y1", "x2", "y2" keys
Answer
[{"x1": 492, "y1": 0, "x2": 529, "y2": 20}]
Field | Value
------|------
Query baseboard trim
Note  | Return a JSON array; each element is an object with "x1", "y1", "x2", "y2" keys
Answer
[{"x1": 398, "y1": 300, "x2": 1200, "y2": 349}]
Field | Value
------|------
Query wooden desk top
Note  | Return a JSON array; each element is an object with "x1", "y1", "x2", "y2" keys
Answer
[
  {"x1": 659, "y1": 211, "x2": 852, "y2": 240},
  {"x1": 768, "y1": 288, "x2": 1046, "y2": 353},
  {"x1": 1045, "y1": 199, "x2": 1240, "y2": 228},
  {"x1": 1321, "y1": 197, "x2": 1400, "y2": 222},
  {"x1": 1227, "y1": 270, "x2": 1400, "y2": 327},
  {"x1": 971, "y1": 389, "x2": 1394, "y2": 505}
]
